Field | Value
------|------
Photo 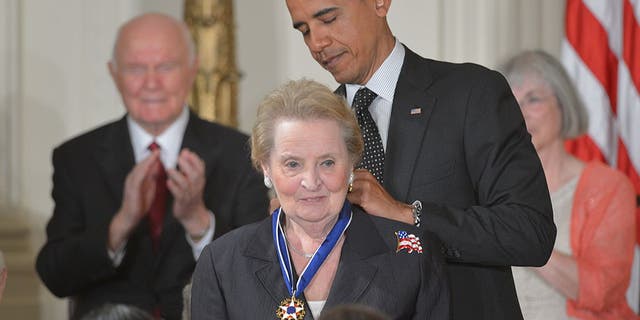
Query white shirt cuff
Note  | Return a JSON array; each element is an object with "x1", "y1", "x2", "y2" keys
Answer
[
  {"x1": 185, "y1": 211, "x2": 216, "y2": 260},
  {"x1": 107, "y1": 242, "x2": 127, "y2": 267}
]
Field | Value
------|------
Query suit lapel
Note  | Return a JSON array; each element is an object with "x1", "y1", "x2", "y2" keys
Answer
[
  {"x1": 245, "y1": 219, "x2": 291, "y2": 306},
  {"x1": 324, "y1": 210, "x2": 387, "y2": 309},
  {"x1": 335, "y1": 84, "x2": 346, "y2": 99},
  {"x1": 179, "y1": 111, "x2": 219, "y2": 180},
  {"x1": 95, "y1": 116, "x2": 135, "y2": 205},
  {"x1": 385, "y1": 47, "x2": 436, "y2": 202}
]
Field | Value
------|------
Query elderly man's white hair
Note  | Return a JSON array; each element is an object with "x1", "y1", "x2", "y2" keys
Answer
[{"x1": 109, "y1": 13, "x2": 197, "y2": 70}]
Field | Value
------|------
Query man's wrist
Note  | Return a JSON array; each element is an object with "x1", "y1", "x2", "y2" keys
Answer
[
  {"x1": 396, "y1": 202, "x2": 415, "y2": 225},
  {"x1": 108, "y1": 211, "x2": 134, "y2": 251},
  {"x1": 187, "y1": 220, "x2": 209, "y2": 240},
  {"x1": 183, "y1": 207, "x2": 212, "y2": 241},
  {"x1": 188, "y1": 223, "x2": 209, "y2": 241}
]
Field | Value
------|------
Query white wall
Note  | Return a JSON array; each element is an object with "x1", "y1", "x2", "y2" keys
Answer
[
  {"x1": 0, "y1": 1, "x2": 565, "y2": 319},
  {"x1": 0, "y1": 0, "x2": 21, "y2": 208}
]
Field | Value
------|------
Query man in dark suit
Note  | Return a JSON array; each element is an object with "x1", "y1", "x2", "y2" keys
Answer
[
  {"x1": 35, "y1": 13, "x2": 268, "y2": 320},
  {"x1": 284, "y1": 1, "x2": 556, "y2": 319}
]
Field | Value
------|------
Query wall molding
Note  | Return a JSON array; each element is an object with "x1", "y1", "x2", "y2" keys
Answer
[{"x1": 0, "y1": 0, "x2": 21, "y2": 208}]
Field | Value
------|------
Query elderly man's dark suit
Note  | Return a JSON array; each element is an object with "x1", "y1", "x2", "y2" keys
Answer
[
  {"x1": 191, "y1": 207, "x2": 450, "y2": 320},
  {"x1": 339, "y1": 46, "x2": 556, "y2": 320},
  {"x1": 36, "y1": 112, "x2": 269, "y2": 320}
]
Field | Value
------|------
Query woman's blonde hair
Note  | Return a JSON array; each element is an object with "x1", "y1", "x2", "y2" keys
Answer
[{"x1": 251, "y1": 79, "x2": 363, "y2": 169}]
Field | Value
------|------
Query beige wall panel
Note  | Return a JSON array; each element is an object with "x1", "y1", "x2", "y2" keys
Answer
[{"x1": 0, "y1": 0, "x2": 21, "y2": 207}]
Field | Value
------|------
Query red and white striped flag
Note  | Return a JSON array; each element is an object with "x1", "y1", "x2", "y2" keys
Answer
[{"x1": 562, "y1": 0, "x2": 640, "y2": 311}]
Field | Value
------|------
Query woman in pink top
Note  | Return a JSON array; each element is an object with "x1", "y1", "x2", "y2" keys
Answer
[{"x1": 502, "y1": 50, "x2": 638, "y2": 320}]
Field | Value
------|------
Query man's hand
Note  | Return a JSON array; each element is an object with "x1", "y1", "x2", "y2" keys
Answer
[
  {"x1": 167, "y1": 149, "x2": 210, "y2": 238},
  {"x1": 109, "y1": 150, "x2": 161, "y2": 251},
  {"x1": 347, "y1": 169, "x2": 414, "y2": 225}
]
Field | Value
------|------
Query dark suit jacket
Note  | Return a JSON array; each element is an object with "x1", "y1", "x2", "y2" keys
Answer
[
  {"x1": 36, "y1": 112, "x2": 269, "y2": 320},
  {"x1": 191, "y1": 207, "x2": 450, "y2": 320},
  {"x1": 339, "y1": 47, "x2": 556, "y2": 319}
]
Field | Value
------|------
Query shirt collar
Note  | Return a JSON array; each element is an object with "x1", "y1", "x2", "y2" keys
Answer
[
  {"x1": 346, "y1": 39, "x2": 405, "y2": 105},
  {"x1": 127, "y1": 106, "x2": 189, "y2": 168}
]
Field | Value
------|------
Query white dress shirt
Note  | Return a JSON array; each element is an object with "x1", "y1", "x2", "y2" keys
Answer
[{"x1": 346, "y1": 39, "x2": 405, "y2": 150}]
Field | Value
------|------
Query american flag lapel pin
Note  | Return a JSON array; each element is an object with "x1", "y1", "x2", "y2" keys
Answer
[
  {"x1": 410, "y1": 107, "x2": 422, "y2": 115},
  {"x1": 395, "y1": 231, "x2": 423, "y2": 254}
]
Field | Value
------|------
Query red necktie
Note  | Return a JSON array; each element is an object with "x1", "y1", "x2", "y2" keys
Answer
[{"x1": 148, "y1": 142, "x2": 167, "y2": 252}]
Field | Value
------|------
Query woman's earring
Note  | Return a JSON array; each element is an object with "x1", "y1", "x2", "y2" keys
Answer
[
  {"x1": 348, "y1": 172, "x2": 354, "y2": 193},
  {"x1": 264, "y1": 176, "x2": 273, "y2": 189}
]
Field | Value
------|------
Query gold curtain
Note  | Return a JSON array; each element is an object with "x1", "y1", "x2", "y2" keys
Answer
[{"x1": 184, "y1": 0, "x2": 239, "y2": 127}]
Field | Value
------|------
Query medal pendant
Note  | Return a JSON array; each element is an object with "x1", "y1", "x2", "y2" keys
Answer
[{"x1": 276, "y1": 296, "x2": 305, "y2": 320}]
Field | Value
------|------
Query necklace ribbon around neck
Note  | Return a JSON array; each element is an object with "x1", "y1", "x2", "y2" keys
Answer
[{"x1": 272, "y1": 201, "x2": 352, "y2": 318}]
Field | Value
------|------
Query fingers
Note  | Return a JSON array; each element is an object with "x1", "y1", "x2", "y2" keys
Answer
[
  {"x1": 133, "y1": 150, "x2": 162, "y2": 204},
  {"x1": 122, "y1": 150, "x2": 162, "y2": 215},
  {"x1": 175, "y1": 149, "x2": 205, "y2": 181},
  {"x1": 167, "y1": 149, "x2": 205, "y2": 194},
  {"x1": 112, "y1": 150, "x2": 162, "y2": 247},
  {"x1": 349, "y1": 168, "x2": 378, "y2": 193},
  {"x1": 346, "y1": 169, "x2": 377, "y2": 204},
  {"x1": 167, "y1": 149, "x2": 206, "y2": 218},
  {"x1": 130, "y1": 150, "x2": 161, "y2": 185},
  {"x1": 347, "y1": 168, "x2": 406, "y2": 221}
]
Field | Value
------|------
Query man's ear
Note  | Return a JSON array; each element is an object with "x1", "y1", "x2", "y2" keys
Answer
[
  {"x1": 107, "y1": 61, "x2": 123, "y2": 92},
  {"x1": 374, "y1": 0, "x2": 391, "y2": 17},
  {"x1": 107, "y1": 61, "x2": 116, "y2": 80}
]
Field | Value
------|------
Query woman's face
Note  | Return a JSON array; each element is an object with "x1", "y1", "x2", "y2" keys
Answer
[
  {"x1": 263, "y1": 118, "x2": 352, "y2": 225},
  {"x1": 511, "y1": 74, "x2": 563, "y2": 152}
]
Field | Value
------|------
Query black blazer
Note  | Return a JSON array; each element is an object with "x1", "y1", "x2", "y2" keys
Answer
[
  {"x1": 36, "y1": 112, "x2": 269, "y2": 320},
  {"x1": 340, "y1": 47, "x2": 556, "y2": 320},
  {"x1": 191, "y1": 207, "x2": 450, "y2": 320}
]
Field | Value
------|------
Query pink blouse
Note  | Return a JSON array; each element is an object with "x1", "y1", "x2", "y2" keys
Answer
[{"x1": 567, "y1": 162, "x2": 638, "y2": 319}]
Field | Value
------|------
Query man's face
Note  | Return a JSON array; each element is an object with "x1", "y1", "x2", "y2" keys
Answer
[
  {"x1": 286, "y1": 0, "x2": 389, "y2": 85},
  {"x1": 109, "y1": 17, "x2": 197, "y2": 135}
]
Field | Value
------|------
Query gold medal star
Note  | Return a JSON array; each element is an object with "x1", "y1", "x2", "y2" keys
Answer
[{"x1": 276, "y1": 297, "x2": 305, "y2": 320}]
